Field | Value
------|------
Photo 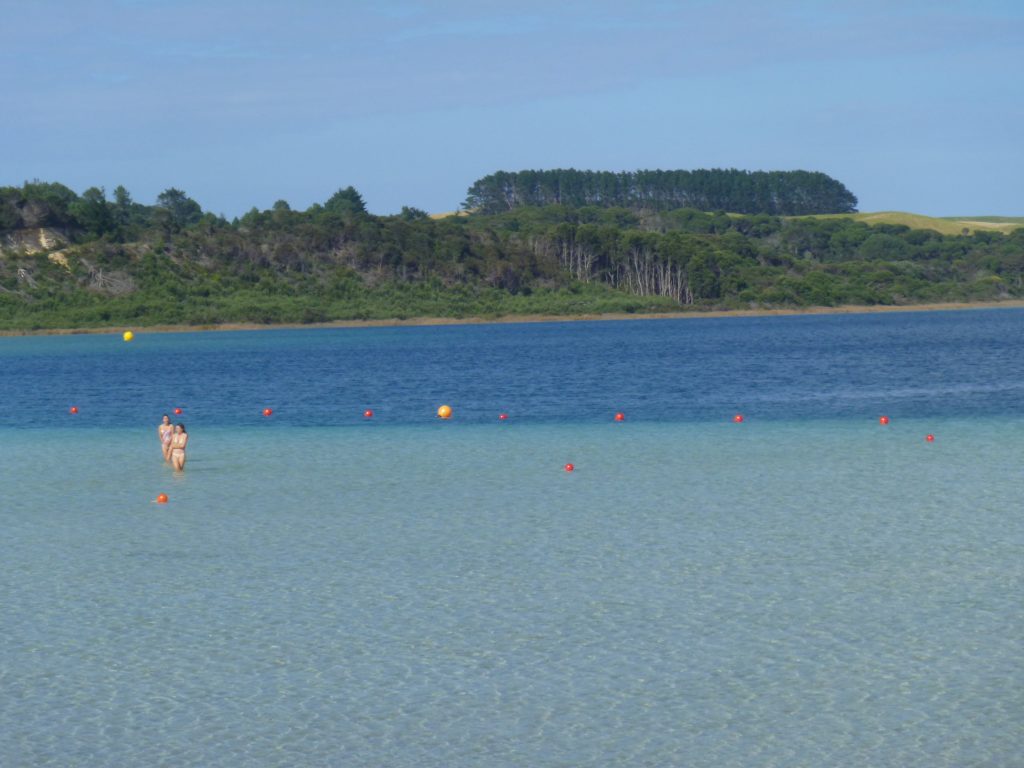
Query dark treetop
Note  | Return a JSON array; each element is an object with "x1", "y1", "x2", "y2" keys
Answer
[{"x1": 464, "y1": 169, "x2": 858, "y2": 216}]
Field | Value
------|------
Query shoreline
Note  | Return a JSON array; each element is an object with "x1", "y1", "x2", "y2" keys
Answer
[{"x1": 2, "y1": 299, "x2": 1023, "y2": 337}]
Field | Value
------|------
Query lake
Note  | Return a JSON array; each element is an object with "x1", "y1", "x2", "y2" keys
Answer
[{"x1": 2, "y1": 310, "x2": 1022, "y2": 766}]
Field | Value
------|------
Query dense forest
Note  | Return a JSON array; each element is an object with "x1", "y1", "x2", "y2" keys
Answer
[
  {"x1": 0, "y1": 178, "x2": 1022, "y2": 331},
  {"x1": 464, "y1": 169, "x2": 859, "y2": 215}
]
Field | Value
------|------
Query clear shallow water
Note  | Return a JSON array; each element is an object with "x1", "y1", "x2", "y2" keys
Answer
[{"x1": 2, "y1": 310, "x2": 1023, "y2": 766}]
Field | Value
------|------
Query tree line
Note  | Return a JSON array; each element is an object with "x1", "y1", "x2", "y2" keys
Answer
[
  {"x1": 0, "y1": 179, "x2": 1021, "y2": 330},
  {"x1": 464, "y1": 169, "x2": 859, "y2": 215}
]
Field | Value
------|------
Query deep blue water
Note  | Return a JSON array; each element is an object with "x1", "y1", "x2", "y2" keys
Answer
[
  {"x1": 2, "y1": 309, "x2": 1023, "y2": 767},
  {"x1": 3, "y1": 308, "x2": 1024, "y2": 429}
]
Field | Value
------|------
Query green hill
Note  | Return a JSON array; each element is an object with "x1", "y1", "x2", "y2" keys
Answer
[{"x1": 2, "y1": 181, "x2": 1023, "y2": 331}]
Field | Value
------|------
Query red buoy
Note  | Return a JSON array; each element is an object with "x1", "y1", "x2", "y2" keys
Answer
[
  {"x1": 364, "y1": 409, "x2": 374, "y2": 418},
  {"x1": 733, "y1": 414, "x2": 744, "y2": 423},
  {"x1": 262, "y1": 408, "x2": 273, "y2": 417},
  {"x1": 69, "y1": 406, "x2": 78, "y2": 414},
  {"x1": 174, "y1": 407, "x2": 183, "y2": 415},
  {"x1": 498, "y1": 413, "x2": 508, "y2": 421},
  {"x1": 156, "y1": 493, "x2": 169, "y2": 504},
  {"x1": 879, "y1": 415, "x2": 889, "y2": 425},
  {"x1": 614, "y1": 412, "x2": 625, "y2": 422},
  {"x1": 925, "y1": 434, "x2": 935, "y2": 442},
  {"x1": 564, "y1": 463, "x2": 575, "y2": 473}
]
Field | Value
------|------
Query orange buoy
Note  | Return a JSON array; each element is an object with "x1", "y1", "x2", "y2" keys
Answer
[
  {"x1": 69, "y1": 406, "x2": 79, "y2": 414},
  {"x1": 498, "y1": 413, "x2": 508, "y2": 421},
  {"x1": 437, "y1": 404, "x2": 452, "y2": 419},
  {"x1": 364, "y1": 409, "x2": 374, "y2": 418},
  {"x1": 174, "y1": 407, "x2": 183, "y2": 415},
  {"x1": 262, "y1": 408, "x2": 273, "y2": 417},
  {"x1": 614, "y1": 412, "x2": 625, "y2": 422},
  {"x1": 879, "y1": 415, "x2": 889, "y2": 425},
  {"x1": 156, "y1": 493, "x2": 169, "y2": 504},
  {"x1": 733, "y1": 414, "x2": 744, "y2": 423},
  {"x1": 564, "y1": 463, "x2": 575, "y2": 472},
  {"x1": 925, "y1": 434, "x2": 935, "y2": 442}
]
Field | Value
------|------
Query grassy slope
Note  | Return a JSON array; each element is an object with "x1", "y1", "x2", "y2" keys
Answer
[
  {"x1": 436, "y1": 209, "x2": 1024, "y2": 235},
  {"x1": 807, "y1": 211, "x2": 1023, "y2": 235}
]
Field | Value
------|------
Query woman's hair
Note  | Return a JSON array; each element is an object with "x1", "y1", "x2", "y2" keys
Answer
[
  {"x1": 176, "y1": 423, "x2": 187, "y2": 433},
  {"x1": 162, "y1": 413, "x2": 170, "y2": 421}
]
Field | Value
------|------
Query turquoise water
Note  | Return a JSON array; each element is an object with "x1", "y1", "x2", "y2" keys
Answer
[{"x1": 2, "y1": 312, "x2": 1023, "y2": 766}]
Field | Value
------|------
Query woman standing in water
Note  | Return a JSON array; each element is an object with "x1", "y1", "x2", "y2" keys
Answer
[
  {"x1": 170, "y1": 423, "x2": 188, "y2": 471},
  {"x1": 158, "y1": 414, "x2": 173, "y2": 462}
]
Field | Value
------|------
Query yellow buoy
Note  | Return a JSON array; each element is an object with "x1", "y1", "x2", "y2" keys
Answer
[
  {"x1": 123, "y1": 330, "x2": 134, "y2": 342},
  {"x1": 437, "y1": 404, "x2": 452, "y2": 419}
]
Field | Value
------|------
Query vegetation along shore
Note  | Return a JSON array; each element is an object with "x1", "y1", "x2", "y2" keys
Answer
[
  {"x1": 1, "y1": 169, "x2": 1021, "y2": 332},
  {"x1": 3, "y1": 300, "x2": 1024, "y2": 338}
]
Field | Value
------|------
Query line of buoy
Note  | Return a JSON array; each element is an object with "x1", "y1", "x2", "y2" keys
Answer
[
  {"x1": 186, "y1": 407, "x2": 942, "y2": 437},
  {"x1": 66, "y1": 398, "x2": 933, "y2": 442}
]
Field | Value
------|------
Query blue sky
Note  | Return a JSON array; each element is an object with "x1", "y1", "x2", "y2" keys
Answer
[{"x1": 2, "y1": 0, "x2": 1021, "y2": 217}]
